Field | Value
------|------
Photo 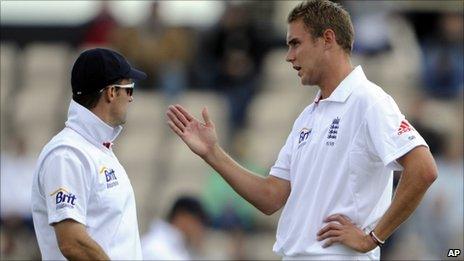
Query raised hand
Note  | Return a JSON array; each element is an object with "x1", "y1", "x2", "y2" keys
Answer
[
  {"x1": 166, "y1": 104, "x2": 218, "y2": 158},
  {"x1": 316, "y1": 214, "x2": 377, "y2": 253}
]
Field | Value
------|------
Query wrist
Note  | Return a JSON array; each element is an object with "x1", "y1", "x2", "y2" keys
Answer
[
  {"x1": 369, "y1": 230, "x2": 385, "y2": 247},
  {"x1": 362, "y1": 233, "x2": 377, "y2": 252},
  {"x1": 203, "y1": 143, "x2": 222, "y2": 163}
]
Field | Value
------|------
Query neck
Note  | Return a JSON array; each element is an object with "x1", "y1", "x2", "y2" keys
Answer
[
  {"x1": 91, "y1": 105, "x2": 116, "y2": 127},
  {"x1": 318, "y1": 55, "x2": 353, "y2": 99}
]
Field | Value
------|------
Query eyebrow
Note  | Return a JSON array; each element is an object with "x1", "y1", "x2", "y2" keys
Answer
[{"x1": 287, "y1": 38, "x2": 299, "y2": 46}]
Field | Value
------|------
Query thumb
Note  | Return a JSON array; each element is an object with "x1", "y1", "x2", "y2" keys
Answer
[{"x1": 202, "y1": 107, "x2": 212, "y2": 126}]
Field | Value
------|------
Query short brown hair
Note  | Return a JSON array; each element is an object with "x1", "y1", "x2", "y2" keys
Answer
[
  {"x1": 72, "y1": 91, "x2": 103, "y2": 110},
  {"x1": 72, "y1": 78, "x2": 124, "y2": 110},
  {"x1": 288, "y1": 0, "x2": 354, "y2": 54}
]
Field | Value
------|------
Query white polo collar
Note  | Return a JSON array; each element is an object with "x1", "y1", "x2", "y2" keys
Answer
[
  {"x1": 314, "y1": 65, "x2": 366, "y2": 104},
  {"x1": 65, "y1": 100, "x2": 122, "y2": 149}
]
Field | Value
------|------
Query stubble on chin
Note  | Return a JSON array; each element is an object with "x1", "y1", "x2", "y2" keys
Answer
[
  {"x1": 112, "y1": 115, "x2": 126, "y2": 127},
  {"x1": 300, "y1": 77, "x2": 312, "y2": 86},
  {"x1": 118, "y1": 117, "x2": 127, "y2": 126}
]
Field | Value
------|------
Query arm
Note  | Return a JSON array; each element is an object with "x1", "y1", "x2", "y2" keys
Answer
[
  {"x1": 317, "y1": 146, "x2": 438, "y2": 252},
  {"x1": 205, "y1": 145, "x2": 291, "y2": 215},
  {"x1": 369, "y1": 145, "x2": 437, "y2": 242},
  {"x1": 54, "y1": 219, "x2": 110, "y2": 260},
  {"x1": 166, "y1": 104, "x2": 291, "y2": 215}
]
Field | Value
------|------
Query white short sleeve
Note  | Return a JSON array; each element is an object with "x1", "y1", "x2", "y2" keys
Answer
[
  {"x1": 365, "y1": 96, "x2": 428, "y2": 170},
  {"x1": 40, "y1": 148, "x2": 90, "y2": 226},
  {"x1": 270, "y1": 132, "x2": 294, "y2": 180}
]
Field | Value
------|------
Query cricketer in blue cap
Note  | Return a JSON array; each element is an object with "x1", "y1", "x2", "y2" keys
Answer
[
  {"x1": 71, "y1": 47, "x2": 147, "y2": 125},
  {"x1": 31, "y1": 48, "x2": 147, "y2": 260},
  {"x1": 71, "y1": 48, "x2": 146, "y2": 96}
]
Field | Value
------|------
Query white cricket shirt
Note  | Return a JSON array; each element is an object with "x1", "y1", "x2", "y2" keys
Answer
[
  {"x1": 141, "y1": 219, "x2": 191, "y2": 260},
  {"x1": 31, "y1": 100, "x2": 142, "y2": 260},
  {"x1": 270, "y1": 66, "x2": 427, "y2": 259}
]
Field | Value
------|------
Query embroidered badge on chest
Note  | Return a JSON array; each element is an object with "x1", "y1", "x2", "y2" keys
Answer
[
  {"x1": 100, "y1": 166, "x2": 119, "y2": 189},
  {"x1": 326, "y1": 117, "x2": 340, "y2": 146}
]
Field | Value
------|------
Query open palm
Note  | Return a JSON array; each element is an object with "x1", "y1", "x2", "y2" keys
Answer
[{"x1": 166, "y1": 104, "x2": 218, "y2": 157}]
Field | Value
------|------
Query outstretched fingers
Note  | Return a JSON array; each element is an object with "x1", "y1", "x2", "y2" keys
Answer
[
  {"x1": 169, "y1": 105, "x2": 190, "y2": 126},
  {"x1": 202, "y1": 107, "x2": 212, "y2": 126},
  {"x1": 174, "y1": 104, "x2": 194, "y2": 122},
  {"x1": 166, "y1": 110, "x2": 186, "y2": 132},
  {"x1": 167, "y1": 120, "x2": 184, "y2": 137}
]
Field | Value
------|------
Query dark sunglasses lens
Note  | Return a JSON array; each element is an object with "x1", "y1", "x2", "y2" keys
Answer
[{"x1": 127, "y1": 88, "x2": 133, "y2": 96}]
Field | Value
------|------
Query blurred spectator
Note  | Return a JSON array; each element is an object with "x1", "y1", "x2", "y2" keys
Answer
[
  {"x1": 156, "y1": 27, "x2": 192, "y2": 101},
  {"x1": 204, "y1": 4, "x2": 269, "y2": 156},
  {"x1": 0, "y1": 136, "x2": 37, "y2": 258},
  {"x1": 141, "y1": 196, "x2": 208, "y2": 260},
  {"x1": 343, "y1": 1, "x2": 393, "y2": 56},
  {"x1": 81, "y1": 2, "x2": 119, "y2": 48},
  {"x1": 420, "y1": 13, "x2": 463, "y2": 100},
  {"x1": 140, "y1": 2, "x2": 165, "y2": 36},
  {"x1": 137, "y1": 2, "x2": 193, "y2": 99}
]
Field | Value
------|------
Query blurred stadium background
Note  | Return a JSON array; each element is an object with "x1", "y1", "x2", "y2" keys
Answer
[{"x1": 0, "y1": 0, "x2": 462, "y2": 260}]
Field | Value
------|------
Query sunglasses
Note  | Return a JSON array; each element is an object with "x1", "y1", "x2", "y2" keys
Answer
[{"x1": 101, "y1": 83, "x2": 135, "y2": 96}]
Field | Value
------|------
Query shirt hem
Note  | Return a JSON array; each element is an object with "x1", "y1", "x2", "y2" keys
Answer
[
  {"x1": 269, "y1": 170, "x2": 290, "y2": 181},
  {"x1": 49, "y1": 212, "x2": 86, "y2": 226},
  {"x1": 382, "y1": 141, "x2": 428, "y2": 169}
]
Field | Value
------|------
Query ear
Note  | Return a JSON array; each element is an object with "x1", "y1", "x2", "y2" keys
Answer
[
  {"x1": 103, "y1": 87, "x2": 116, "y2": 103},
  {"x1": 322, "y1": 29, "x2": 336, "y2": 50}
]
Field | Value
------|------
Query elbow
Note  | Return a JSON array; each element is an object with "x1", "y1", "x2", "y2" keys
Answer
[
  {"x1": 261, "y1": 201, "x2": 284, "y2": 216},
  {"x1": 423, "y1": 149, "x2": 438, "y2": 185},
  {"x1": 418, "y1": 158, "x2": 438, "y2": 186},
  {"x1": 57, "y1": 238, "x2": 79, "y2": 258},
  {"x1": 425, "y1": 156, "x2": 439, "y2": 185},
  {"x1": 423, "y1": 167, "x2": 438, "y2": 186},
  {"x1": 260, "y1": 177, "x2": 290, "y2": 216},
  {"x1": 58, "y1": 242, "x2": 73, "y2": 258},
  {"x1": 262, "y1": 208, "x2": 276, "y2": 216},
  {"x1": 262, "y1": 207, "x2": 277, "y2": 216}
]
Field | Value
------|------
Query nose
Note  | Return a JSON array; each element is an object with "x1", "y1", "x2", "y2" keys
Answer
[
  {"x1": 129, "y1": 95, "x2": 134, "y2": 102},
  {"x1": 286, "y1": 49, "x2": 294, "y2": 63}
]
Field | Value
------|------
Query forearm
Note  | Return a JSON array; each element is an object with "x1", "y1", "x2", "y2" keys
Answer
[
  {"x1": 166, "y1": 105, "x2": 288, "y2": 214},
  {"x1": 203, "y1": 145, "x2": 281, "y2": 214},
  {"x1": 372, "y1": 173, "x2": 428, "y2": 240},
  {"x1": 55, "y1": 221, "x2": 110, "y2": 261},
  {"x1": 60, "y1": 235, "x2": 109, "y2": 260}
]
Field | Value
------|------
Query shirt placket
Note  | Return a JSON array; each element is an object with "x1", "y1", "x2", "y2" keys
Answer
[{"x1": 311, "y1": 102, "x2": 326, "y2": 144}]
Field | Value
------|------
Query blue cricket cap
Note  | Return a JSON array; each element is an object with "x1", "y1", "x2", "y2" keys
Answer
[{"x1": 71, "y1": 48, "x2": 147, "y2": 95}]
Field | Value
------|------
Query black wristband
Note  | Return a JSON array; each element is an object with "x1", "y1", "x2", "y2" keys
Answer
[{"x1": 369, "y1": 231, "x2": 385, "y2": 247}]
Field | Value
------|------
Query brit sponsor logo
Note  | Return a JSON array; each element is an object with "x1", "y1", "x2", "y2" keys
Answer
[
  {"x1": 100, "y1": 166, "x2": 119, "y2": 189},
  {"x1": 299, "y1": 128, "x2": 312, "y2": 144},
  {"x1": 50, "y1": 188, "x2": 76, "y2": 210}
]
